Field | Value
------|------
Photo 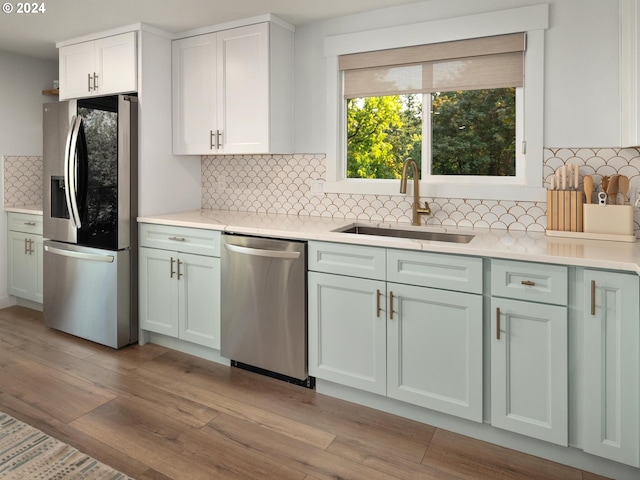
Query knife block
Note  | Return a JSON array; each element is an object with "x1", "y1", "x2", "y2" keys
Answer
[{"x1": 547, "y1": 190, "x2": 584, "y2": 232}]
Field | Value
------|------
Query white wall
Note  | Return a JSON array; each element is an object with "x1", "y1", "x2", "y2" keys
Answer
[
  {"x1": 138, "y1": 30, "x2": 201, "y2": 216},
  {"x1": 0, "y1": 50, "x2": 57, "y2": 308},
  {"x1": 293, "y1": 0, "x2": 621, "y2": 152},
  {"x1": 0, "y1": 50, "x2": 58, "y2": 155}
]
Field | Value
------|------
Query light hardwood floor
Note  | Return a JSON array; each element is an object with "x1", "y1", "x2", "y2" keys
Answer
[{"x1": 0, "y1": 306, "x2": 610, "y2": 480}]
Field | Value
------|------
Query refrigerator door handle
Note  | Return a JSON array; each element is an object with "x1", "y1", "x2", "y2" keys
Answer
[
  {"x1": 63, "y1": 115, "x2": 77, "y2": 228},
  {"x1": 67, "y1": 116, "x2": 83, "y2": 229},
  {"x1": 44, "y1": 245, "x2": 114, "y2": 263}
]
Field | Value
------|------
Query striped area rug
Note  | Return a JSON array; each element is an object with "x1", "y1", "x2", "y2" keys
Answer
[{"x1": 0, "y1": 412, "x2": 133, "y2": 479}]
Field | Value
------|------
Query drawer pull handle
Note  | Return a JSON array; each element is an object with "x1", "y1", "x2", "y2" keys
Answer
[
  {"x1": 591, "y1": 280, "x2": 596, "y2": 316},
  {"x1": 168, "y1": 236, "x2": 186, "y2": 242},
  {"x1": 389, "y1": 291, "x2": 395, "y2": 320},
  {"x1": 170, "y1": 257, "x2": 176, "y2": 278},
  {"x1": 521, "y1": 280, "x2": 536, "y2": 286},
  {"x1": 376, "y1": 289, "x2": 382, "y2": 318},
  {"x1": 23, "y1": 222, "x2": 37, "y2": 226},
  {"x1": 177, "y1": 259, "x2": 183, "y2": 280},
  {"x1": 496, "y1": 307, "x2": 501, "y2": 340}
]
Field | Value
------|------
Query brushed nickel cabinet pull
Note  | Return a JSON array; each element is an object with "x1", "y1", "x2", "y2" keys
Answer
[
  {"x1": 23, "y1": 222, "x2": 36, "y2": 226},
  {"x1": 28, "y1": 239, "x2": 34, "y2": 255},
  {"x1": 591, "y1": 280, "x2": 596, "y2": 316},
  {"x1": 521, "y1": 280, "x2": 536, "y2": 286},
  {"x1": 93, "y1": 72, "x2": 99, "y2": 89},
  {"x1": 376, "y1": 289, "x2": 382, "y2": 318},
  {"x1": 210, "y1": 130, "x2": 215, "y2": 150},
  {"x1": 496, "y1": 307, "x2": 501, "y2": 340},
  {"x1": 389, "y1": 291, "x2": 395, "y2": 320},
  {"x1": 88, "y1": 73, "x2": 92, "y2": 91},
  {"x1": 24, "y1": 238, "x2": 28, "y2": 255},
  {"x1": 177, "y1": 259, "x2": 183, "y2": 280},
  {"x1": 170, "y1": 257, "x2": 175, "y2": 278},
  {"x1": 168, "y1": 236, "x2": 186, "y2": 242},
  {"x1": 216, "y1": 130, "x2": 223, "y2": 149}
]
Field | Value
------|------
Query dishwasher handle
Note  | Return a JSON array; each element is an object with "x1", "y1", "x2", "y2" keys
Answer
[{"x1": 224, "y1": 243, "x2": 301, "y2": 260}]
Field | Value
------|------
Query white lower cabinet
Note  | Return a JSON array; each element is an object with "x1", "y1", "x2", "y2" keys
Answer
[
  {"x1": 7, "y1": 213, "x2": 43, "y2": 304},
  {"x1": 308, "y1": 241, "x2": 484, "y2": 422},
  {"x1": 582, "y1": 269, "x2": 639, "y2": 467},
  {"x1": 490, "y1": 259, "x2": 568, "y2": 446},
  {"x1": 139, "y1": 224, "x2": 221, "y2": 349}
]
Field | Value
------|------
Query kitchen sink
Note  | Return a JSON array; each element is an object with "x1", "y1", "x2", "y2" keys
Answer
[{"x1": 334, "y1": 225, "x2": 475, "y2": 243}]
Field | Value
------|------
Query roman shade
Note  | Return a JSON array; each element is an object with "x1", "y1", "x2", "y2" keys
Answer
[{"x1": 341, "y1": 33, "x2": 526, "y2": 99}]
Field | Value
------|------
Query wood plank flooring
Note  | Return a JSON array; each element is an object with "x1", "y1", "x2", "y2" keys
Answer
[{"x1": 0, "y1": 306, "x2": 610, "y2": 480}]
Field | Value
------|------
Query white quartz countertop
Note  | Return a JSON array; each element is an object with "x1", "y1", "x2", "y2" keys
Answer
[
  {"x1": 138, "y1": 209, "x2": 640, "y2": 275},
  {"x1": 5, "y1": 205, "x2": 43, "y2": 215}
]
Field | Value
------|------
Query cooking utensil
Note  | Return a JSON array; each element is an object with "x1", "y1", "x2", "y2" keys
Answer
[
  {"x1": 606, "y1": 175, "x2": 619, "y2": 204},
  {"x1": 601, "y1": 176, "x2": 610, "y2": 196},
  {"x1": 583, "y1": 175, "x2": 594, "y2": 204},
  {"x1": 618, "y1": 175, "x2": 630, "y2": 205}
]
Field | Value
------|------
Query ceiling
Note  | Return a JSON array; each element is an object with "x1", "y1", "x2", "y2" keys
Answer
[{"x1": 0, "y1": 0, "x2": 423, "y2": 61}]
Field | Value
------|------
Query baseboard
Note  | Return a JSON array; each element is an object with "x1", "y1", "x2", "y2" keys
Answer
[{"x1": 0, "y1": 295, "x2": 16, "y2": 309}]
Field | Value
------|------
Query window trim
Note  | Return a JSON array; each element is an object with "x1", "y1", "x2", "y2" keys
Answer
[{"x1": 323, "y1": 4, "x2": 549, "y2": 201}]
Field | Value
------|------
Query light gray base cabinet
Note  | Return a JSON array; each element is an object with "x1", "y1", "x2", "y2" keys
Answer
[
  {"x1": 139, "y1": 224, "x2": 221, "y2": 349},
  {"x1": 490, "y1": 259, "x2": 569, "y2": 446},
  {"x1": 310, "y1": 242, "x2": 640, "y2": 474},
  {"x1": 7, "y1": 212, "x2": 43, "y2": 304},
  {"x1": 308, "y1": 242, "x2": 484, "y2": 423},
  {"x1": 582, "y1": 268, "x2": 639, "y2": 467}
]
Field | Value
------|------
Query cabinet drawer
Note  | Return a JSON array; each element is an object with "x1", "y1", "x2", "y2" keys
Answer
[
  {"x1": 387, "y1": 249, "x2": 483, "y2": 294},
  {"x1": 308, "y1": 241, "x2": 385, "y2": 280},
  {"x1": 491, "y1": 259, "x2": 567, "y2": 305},
  {"x1": 139, "y1": 223, "x2": 220, "y2": 257},
  {"x1": 8, "y1": 212, "x2": 43, "y2": 235}
]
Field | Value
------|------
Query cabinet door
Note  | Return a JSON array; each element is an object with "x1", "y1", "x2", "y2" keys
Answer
[
  {"x1": 308, "y1": 272, "x2": 387, "y2": 395},
  {"x1": 139, "y1": 247, "x2": 179, "y2": 337},
  {"x1": 7, "y1": 232, "x2": 36, "y2": 301},
  {"x1": 583, "y1": 270, "x2": 639, "y2": 467},
  {"x1": 95, "y1": 32, "x2": 137, "y2": 96},
  {"x1": 387, "y1": 283, "x2": 483, "y2": 422},
  {"x1": 217, "y1": 23, "x2": 269, "y2": 153},
  {"x1": 33, "y1": 234, "x2": 44, "y2": 304},
  {"x1": 59, "y1": 41, "x2": 95, "y2": 100},
  {"x1": 178, "y1": 253, "x2": 221, "y2": 349},
  {"x1": 491, "y1": 297, "x2": 568, "y2": 445},
  {"x1": 172, "y1": 33, "x2": 217, "y2": 154}
]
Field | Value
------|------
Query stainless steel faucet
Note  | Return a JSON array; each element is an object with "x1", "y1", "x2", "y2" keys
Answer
[{"x1": 400, "y1": 158, "x2": 431, "y2": 226}]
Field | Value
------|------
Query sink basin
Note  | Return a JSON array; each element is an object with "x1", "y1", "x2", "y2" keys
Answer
[{"x1": 334, "y1": 225, "x2": 475, "y2": 243}]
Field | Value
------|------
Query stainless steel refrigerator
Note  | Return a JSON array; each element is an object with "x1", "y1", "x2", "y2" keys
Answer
[{"x1": 42, "y1": 95, "x2": 138, "y2": 349}]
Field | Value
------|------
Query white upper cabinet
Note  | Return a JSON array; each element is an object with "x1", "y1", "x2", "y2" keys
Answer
[
  {"x1": 59, "y1": 32, "x2": 137, "y2": 100},
  {"x1": 620, "y1": 0, "x2": 640, "y2": 146},
  {"x1": 172, "y1": 21, "x2": 294, "y2": 155}
]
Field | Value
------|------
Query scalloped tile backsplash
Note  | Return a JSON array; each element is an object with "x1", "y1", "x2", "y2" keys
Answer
[
  {"x1": 203, "y1": 148, "x2": 640, "y2": 237},
  {"x1": 3, "y1": 155, "x2": 43, "y2": 207},
  {"x1": 3, "y1": 150, "x2": 639, "y2": 237}
]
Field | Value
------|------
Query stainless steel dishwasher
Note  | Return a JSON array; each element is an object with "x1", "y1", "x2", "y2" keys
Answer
[{"x1": 221, "y1": 234, "x2": 311, "y2": 387}]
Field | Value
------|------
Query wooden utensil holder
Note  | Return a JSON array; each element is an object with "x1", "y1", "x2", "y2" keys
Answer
[{"x1": 547, "y1": 190, "x2": 584, "y2": 232}]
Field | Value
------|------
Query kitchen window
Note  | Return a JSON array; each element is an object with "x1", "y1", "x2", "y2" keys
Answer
[
  {"x1": 323, "y1": 4, "x2": 548, "y2": 201},
  {"x1": 343, "y1": 34, "x2": 524, "y2": 181}
]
